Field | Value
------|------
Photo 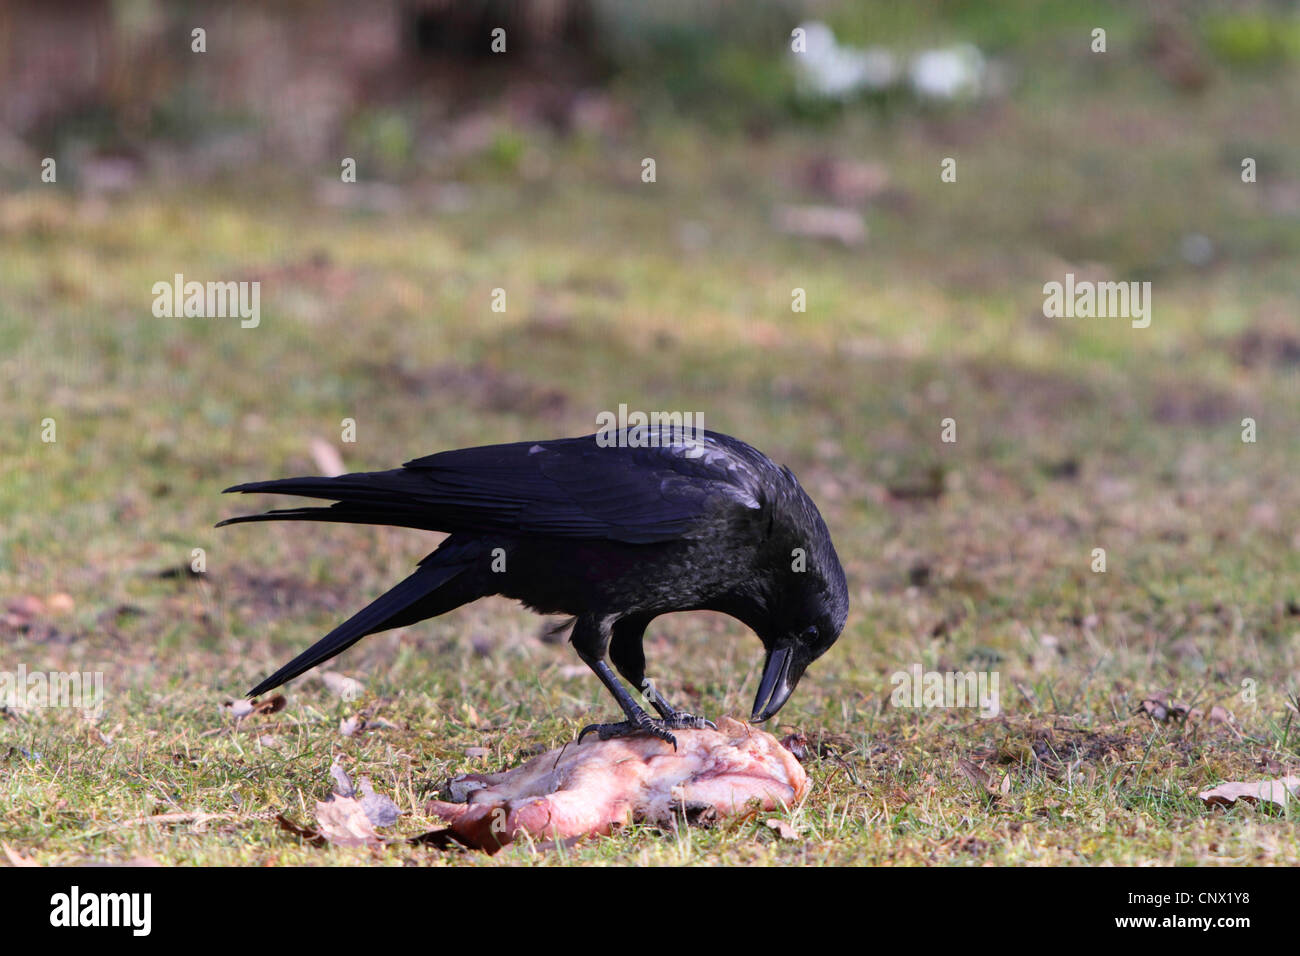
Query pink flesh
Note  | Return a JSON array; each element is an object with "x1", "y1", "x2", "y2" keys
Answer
[{"x1": 426, "y1": 717, "x2": 807, "y2": 853}]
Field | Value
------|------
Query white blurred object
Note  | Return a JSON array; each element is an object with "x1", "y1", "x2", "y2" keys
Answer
[
  {"x1": 792, "y1": 21, "x2": 898, "y2": 99},
  {"x1": 908, "y1": 44, "x2": 987, "y2": 100},
  {"x1": 793, "y1": 24, "x2": 991, "y2": 103}
]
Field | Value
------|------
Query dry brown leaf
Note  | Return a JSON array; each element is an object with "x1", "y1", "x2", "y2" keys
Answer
[
  {"x1": 1136, "y1": 695, "x2": 1189, "y2": 722},
  {"x1": 315, "y1": 796, "x2": 382, "y2": 847},
  {"x1": 313, "y1": 766, "x2": 399, "y2": 844},
  {"x1": 957, "y1": 757, "x2": 990, "y2": 789},
  {"x1": 765, "y1": 818, "x2": 801, "y2": 841},
  {"x1": 1199, "y1": 776, "x2": 1300, "y2": 810},
  {"x1": 330, "y1": 760, "x2": 355, "y2": 797},
  {"x1": 274, "y1": 813, "x2": 326, "y2": 847},
  {"x1": 251, "y1": 694, "x2": 286, "y2": 716},
  {"x1": 462, "y1": 701, "x2": 482, "y2": 727},
  {"x1": 358, "y1": 777, "x2": 400, "y2": 828}
]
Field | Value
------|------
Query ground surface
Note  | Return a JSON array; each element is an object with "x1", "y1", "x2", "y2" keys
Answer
[{"x1": 2, "y1": 7, "x2": 1299, "y2": 864}]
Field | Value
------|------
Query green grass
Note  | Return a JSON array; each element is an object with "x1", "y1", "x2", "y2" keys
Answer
[{"x1": 2, "y1": 9, "x2": 1300, "y2": 864}]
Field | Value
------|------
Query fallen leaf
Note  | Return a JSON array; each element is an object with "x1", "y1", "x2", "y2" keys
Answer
[
  {"x1": 223, "y1": 699, "x2": 255, "y2": 718},
  {"x1": 223, "y1": 695, "x2": 284, "y2": 719},
  {"x1": 315, "y1": 796, "x2": 382, "y2": 847},
  {"x1": 462, "y1": 701, "x2": 482, "y2": 727},
  {"x1": 359, "y1": 777, "x2": 400, "y2": 828},
  {"x1": 339, "y1": 716, "x2": 363, "y2": 737},
  {"x1": 274, "y1": 813, "x2": 326, "y2": 847},
  {"x1": 1199, "y1": 777, "x2": 1300, "y2": 810},
  {"x1": 1136, "y1": 694, "x2": 1189, "y2": 723},
  {"x1": 330, "y1": 760, "x2": 355, "y2": 797},
  {"x1": 251, "y1": 695, "x2": 286, "y2": 716},
  {"x1": 957, "y1": 757, "x2": 990, "y2": 789},
  {"x1": 765, "y1": 818, "x2": 801, "y2": 841},
  {"x1": 1258, "y1": 755, "x2": 1283, "y2": 776},
  {"x1": 1138, "y1": 698, "x2": 1168, "y2": 721}
]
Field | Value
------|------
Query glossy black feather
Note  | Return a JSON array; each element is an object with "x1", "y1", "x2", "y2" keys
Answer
[{"x1": 221, "y1": 427, "x2": 849, "y2": 720}]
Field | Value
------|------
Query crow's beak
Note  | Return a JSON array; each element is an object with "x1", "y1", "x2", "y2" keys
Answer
[{"x1": 751, "y1": 646, "x2": 798, "y2": 723}]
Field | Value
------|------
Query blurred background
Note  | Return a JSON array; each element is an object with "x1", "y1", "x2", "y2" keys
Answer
[{"x1": 1, "y1": 0, "x2": 1299, "y2": 863}]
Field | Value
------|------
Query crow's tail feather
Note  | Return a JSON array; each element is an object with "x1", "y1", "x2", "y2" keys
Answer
[
  {"x1": 218, "y1": 471, "x2": 441, "y2": 532},
  {"x1": 216, "y1": 503, "x2": 432, "y2": 530},
  {"x1": 245, "y1": 552, "x2": 479, "y2": 697}
]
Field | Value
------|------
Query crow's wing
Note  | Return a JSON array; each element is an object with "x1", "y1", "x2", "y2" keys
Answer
[{"x1": 221, "y1": 430, "x2": 772, "y2": 545}]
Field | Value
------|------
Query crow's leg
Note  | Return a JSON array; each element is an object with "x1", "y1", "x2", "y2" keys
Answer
[
  {"x1": 604, "y1": 617, "x2": 715, "y2": 734},
  {"x1": 572, "y1": 615, "x2": 684, "y2": 748}
]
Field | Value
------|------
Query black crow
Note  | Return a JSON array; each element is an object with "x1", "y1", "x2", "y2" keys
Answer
[{"x1": 219, "y1": 427, "x2": 848, "y2": 747}]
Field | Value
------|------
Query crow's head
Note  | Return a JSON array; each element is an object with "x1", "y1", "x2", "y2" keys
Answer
[{"x1": 751, "y1": 497, "x2": 849, "y2": 723}]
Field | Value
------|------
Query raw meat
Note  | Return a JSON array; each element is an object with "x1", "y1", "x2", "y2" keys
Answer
[{"x1": 426, "y1": 717, "x2": 807, "y2": 852}]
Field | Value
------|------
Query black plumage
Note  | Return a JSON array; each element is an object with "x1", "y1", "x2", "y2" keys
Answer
[{"x1": 219, "y1": 427, "x2": 848, "y2": 745}]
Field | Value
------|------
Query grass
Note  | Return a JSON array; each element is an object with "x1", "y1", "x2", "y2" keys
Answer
[{"x1": 2, "y1": 7, "x2": 1299, "y2": 864}]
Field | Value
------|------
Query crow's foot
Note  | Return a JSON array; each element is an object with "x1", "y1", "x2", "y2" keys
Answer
[{"x1": 577, "y1": 713, "x2": 715, "y2": 750}]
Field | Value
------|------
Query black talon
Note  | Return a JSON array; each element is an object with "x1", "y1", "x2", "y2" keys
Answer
[
  {"x1": 574, "y1": 710, "x2": 718, "y2": 750},
  {"x1": 577, "y1": 717, "x2": 677, "y2": 749}
]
